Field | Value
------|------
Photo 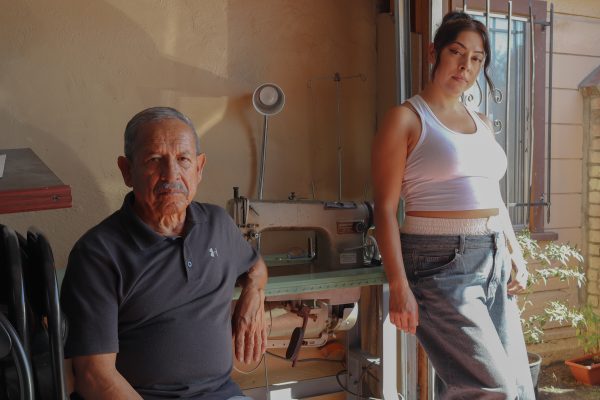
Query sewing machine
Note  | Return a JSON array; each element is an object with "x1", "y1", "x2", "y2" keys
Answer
[
  {"x1": 227, "y1": 187, "x2": 399, "y2": 399},
  {"x1": 227, "y1": 187, "x2": 376, "y2": 272}
]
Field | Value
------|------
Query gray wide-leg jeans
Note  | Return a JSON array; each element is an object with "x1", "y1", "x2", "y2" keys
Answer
[{"x1": 401, "y1": 233, "x2": 535, "y2": 400}]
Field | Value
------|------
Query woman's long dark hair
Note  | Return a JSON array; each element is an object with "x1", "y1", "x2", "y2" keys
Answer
[{"x1": 431, "y1": 11, "x2": 494, "y2": 91}]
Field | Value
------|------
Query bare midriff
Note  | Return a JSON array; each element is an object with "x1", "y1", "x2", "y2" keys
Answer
[{"x1": 406, "y1": 208, "x2": 499, "y2": 219}]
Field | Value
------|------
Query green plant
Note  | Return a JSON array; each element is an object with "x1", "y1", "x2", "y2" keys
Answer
[
  {"x1": 576, "y1": 305, "x2": 600, "y2": 355},
  {"x1": 516, "y1": 230, "x2": 586, "y2": 345}
]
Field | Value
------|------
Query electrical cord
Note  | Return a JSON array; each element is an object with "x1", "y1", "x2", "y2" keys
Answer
[
  {"x1": 233, "y1": 305, "x2": 273, "y2": 375},
  {"x1": 266, "y1": 350, "x2": 344, "y2": 364},
  {"x1": 334, "y1": 359, "x2": 404, "y2": 400},
  {"x1": 335, "y1": 369, "x2": 381, "y2": 400},
  {"x1": 235, "y1": 305, "x2": 404, "y2": 400},
  {"x1": 232, "y1": 354, "x2": 265, "y2": 375},
  {"x1": 359, "y1": 360, "x2": 379, "y2": 385}
]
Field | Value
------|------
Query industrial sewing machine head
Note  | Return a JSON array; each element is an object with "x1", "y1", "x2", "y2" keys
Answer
[{"x1": 227, "y1": 187, "x2": 378, "y2": 272}]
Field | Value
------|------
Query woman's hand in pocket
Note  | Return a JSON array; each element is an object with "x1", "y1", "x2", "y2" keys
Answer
[{"x1": 507, "y1": 258, "x2": 529, "y2": 295}]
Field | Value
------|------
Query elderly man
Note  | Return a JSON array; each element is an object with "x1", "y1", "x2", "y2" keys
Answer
[{"x1": 60, "y1": 107, "x2": 267, "y2": 399}]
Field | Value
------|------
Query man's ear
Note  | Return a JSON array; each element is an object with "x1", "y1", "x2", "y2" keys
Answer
[
  {"x1": 117, "y1": 156, "x2": 133, "y2": 188},
  {"x1": 196, "y1": 153, "x2": 207, "y2": 180}
]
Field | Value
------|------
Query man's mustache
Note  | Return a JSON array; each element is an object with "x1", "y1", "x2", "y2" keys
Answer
[{"x1": 154, "y1": 182, "x2": 188, "y2": 195}]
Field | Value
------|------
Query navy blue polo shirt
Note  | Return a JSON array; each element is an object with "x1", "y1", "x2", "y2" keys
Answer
[{"x1": 60, "y1": 193, "x2": 259, "y2": 399}]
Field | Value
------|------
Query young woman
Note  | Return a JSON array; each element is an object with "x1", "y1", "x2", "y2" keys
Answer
[{"x1": 371, "y1": 11, "x2": 535, "y2": 399}]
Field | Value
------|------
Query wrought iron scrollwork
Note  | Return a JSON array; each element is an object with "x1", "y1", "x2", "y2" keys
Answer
[
  {"x1": 493, "y1": 119, "x2": 503, "y2": 135},
  {"x1": 462, "y1": 80, "x2": 483, "y2": 108},
  {"x1": 491, "y1": 87, "x2": 503, "y2": 104}
]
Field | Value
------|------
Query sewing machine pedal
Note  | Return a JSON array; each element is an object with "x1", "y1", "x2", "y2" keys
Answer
[{"x1": 285, "y1": 305, "x2": 312, "y2": 367}]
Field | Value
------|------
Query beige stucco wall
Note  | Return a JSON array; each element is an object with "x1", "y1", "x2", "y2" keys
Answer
[
  {"x1": 546, "y1": 0, "x2": 600, "y2": 245},
  {"x1": 0, "y1": 0, "x2": 378, "y2": 269},
  {"x1": 524, "y1": 0, "x2": 600, "y2": 360},
  {"x1": 550, "y1": 0, "x2": 600, "y2": 300}
]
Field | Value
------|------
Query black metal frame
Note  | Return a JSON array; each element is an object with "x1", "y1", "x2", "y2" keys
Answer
[
  {"x1": 1, "y1": 226, "x2": 35, "y2": 400},
  {"x1": 0, "y1": 225, "x2": 68, "y2": 400}
]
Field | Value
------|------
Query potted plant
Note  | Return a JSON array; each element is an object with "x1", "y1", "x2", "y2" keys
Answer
[
  {"x1": 516, "y1": 230, "x2": 586, "y2": 389},
  {"x1": 564, "y1": 305, "x2": 600, "y2": 385}
]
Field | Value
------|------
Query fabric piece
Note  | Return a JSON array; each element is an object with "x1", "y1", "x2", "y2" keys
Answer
[{"x1": 401, "y1": 215, "x2": 502, "y2": 235}]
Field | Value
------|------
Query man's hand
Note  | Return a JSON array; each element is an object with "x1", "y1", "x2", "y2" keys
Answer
[
  {"x1": 507, "y1": 258, "x2": 529, "y2": 296},
  {"x1": 233, "y1": 285, "x2": 266, "y2": 364},
  {"x1": 233, "y1": 257, "x2": 268, "y2": 364}
]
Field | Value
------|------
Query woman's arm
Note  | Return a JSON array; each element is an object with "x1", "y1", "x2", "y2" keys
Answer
[
  {"x1": 477, "y1": 112, "x2": 529, "y2": 294},
  {"x1": 371, "y1": 105, "x2": 420, "y2": 334},
  {"x1": 498, "y1": 203, "x2": 529, "y2": 295}
]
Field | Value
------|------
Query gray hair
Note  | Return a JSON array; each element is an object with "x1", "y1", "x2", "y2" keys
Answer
[{"x1": 124, "y1": 107, "x2": 201, "y2": 159}]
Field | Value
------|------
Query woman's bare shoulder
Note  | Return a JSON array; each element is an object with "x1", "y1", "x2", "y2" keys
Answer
[{"x1": 380, "y1": 103, "x2": 421, "y2": 136}]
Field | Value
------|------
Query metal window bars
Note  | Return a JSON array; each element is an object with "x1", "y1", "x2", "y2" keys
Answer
[{"x1": 461, "y1": 0, "x2": 554, "y2": 225}]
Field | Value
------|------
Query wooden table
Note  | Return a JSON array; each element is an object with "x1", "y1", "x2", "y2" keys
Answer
[{"x1": 0, "y1": 148, "x2": 72, "y2": 214}]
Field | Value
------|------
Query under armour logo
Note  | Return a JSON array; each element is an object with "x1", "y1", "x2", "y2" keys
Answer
[{"x1": 209, "y1": 248, "x2": 218, "y2": 257}]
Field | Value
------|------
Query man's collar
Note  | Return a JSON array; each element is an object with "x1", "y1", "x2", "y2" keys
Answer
[
  {"x1": 120, "y1": 192, "x2": 207, "y2": 250},
  {"x1": 184, "y1": 197, "x2": 208, "y2": 225}
]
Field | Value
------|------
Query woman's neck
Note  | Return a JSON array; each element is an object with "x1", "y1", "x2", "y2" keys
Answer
[{"x1": 419, "y1": 85, "x2": 462, "y2": 111}]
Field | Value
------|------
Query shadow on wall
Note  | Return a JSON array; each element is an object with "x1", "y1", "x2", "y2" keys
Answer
[
  {"x1": 223, "y1": 0, "x2": 377, "y2": 201},
  {"x1": 0, "y1": 0, "x2": 376, "y2": 265},
  {"x1": 0, "y1": 0, "x2": 259, "y2": 266},
  {"x1": 0, "y1": 109, "x2": 104, "y2": 273},
  {"x1": 199, "y1": 94, "x2": 259, "y2": 201}
]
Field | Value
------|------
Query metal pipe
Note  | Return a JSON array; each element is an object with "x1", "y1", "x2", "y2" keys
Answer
[
  {"x1": 464, "y1": 9, "x2": 528, "y2": 22},
  {"x1": 526, "y1": 4, "x2": 536, "y2": 224},
  {"x1": 484, "y1": 0, "x2": 491, "y2": 116},
  {"x1": 517, "y1": 22, "x2": 526, "y2": 225},
  {"x1": 258, "y1": 114, "x2": 269, "y2": 200},
  {"x1": 395, "y1": 1, "x2": 411, "y2": 397},
  {"x1": 404, "y1": 0, "x2": 412, "y2": 98},
  {"x1": 505, "y1": 2, "x2": 513, "y2": 207},
  {"x1": 307, "y1": 72, "x2": 365, "y2": 202},
  {"x1": 510, "y1": 201, "x2": 549, "y2": 208},
  {"x1": 547, "y1": 3, "x2": 554, "y2": 223},
  {"x1": 0, "y1": 313, "x2": 35, "y2": 400},
  {"x1": 335, "y1": 73, "x2": 342, "y2": 201},
  {"x1": 395, "y1": 0, "x2": 407, "y2": 105}
]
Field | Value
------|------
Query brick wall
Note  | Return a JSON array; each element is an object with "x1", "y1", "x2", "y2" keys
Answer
[{"x1": 582, "y1": 84, "x2": 600, "y2": 314}]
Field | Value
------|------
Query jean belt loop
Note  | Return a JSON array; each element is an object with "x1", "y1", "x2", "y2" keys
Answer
[{"x1": 459, "y1": 234, "x2": 466, "y2": 255}]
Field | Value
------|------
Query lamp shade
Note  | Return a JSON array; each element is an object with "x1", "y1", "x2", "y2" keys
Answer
[{"x1": 252, "y1": 83, "x2": 285, "y2": 116}]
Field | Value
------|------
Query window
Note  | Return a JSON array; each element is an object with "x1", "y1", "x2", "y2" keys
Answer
[
  {"x1": 450, "y1": 0, "x2": 552, "y2": 236},
  {"x1": 463, "y1": 14, "x2": 528, "y2": 226}
]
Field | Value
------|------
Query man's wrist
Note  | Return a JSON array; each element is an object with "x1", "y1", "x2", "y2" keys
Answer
[{"x1": 240, "y1": 284, "x2": 265, "y2": 297}]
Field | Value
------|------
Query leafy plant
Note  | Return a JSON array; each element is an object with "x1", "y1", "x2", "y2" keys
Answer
[
  {"x1": 576, "y1": 305, "x2": 600, "y2": 356},
  {"x1": 516, "y1": 230, "x2": 586, "y2": 345}
]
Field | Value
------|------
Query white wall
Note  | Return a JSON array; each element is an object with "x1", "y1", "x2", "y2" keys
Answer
[{"x1": 0, "y1": 0, "x2": 378, "y2": 269}]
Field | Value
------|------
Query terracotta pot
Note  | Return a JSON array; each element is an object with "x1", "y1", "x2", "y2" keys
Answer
[{"x1": 564, "y1": 352, "x2": 600, "y2": 386}]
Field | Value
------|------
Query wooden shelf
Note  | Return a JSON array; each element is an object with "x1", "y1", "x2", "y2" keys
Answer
[{"x1": 0, "y1": 148, "x2": 72, "y2": 214}]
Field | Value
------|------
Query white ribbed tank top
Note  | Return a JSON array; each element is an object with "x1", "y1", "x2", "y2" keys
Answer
[{"x1": 402, "y1": 95, "x2": 507, "y2": 212}]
